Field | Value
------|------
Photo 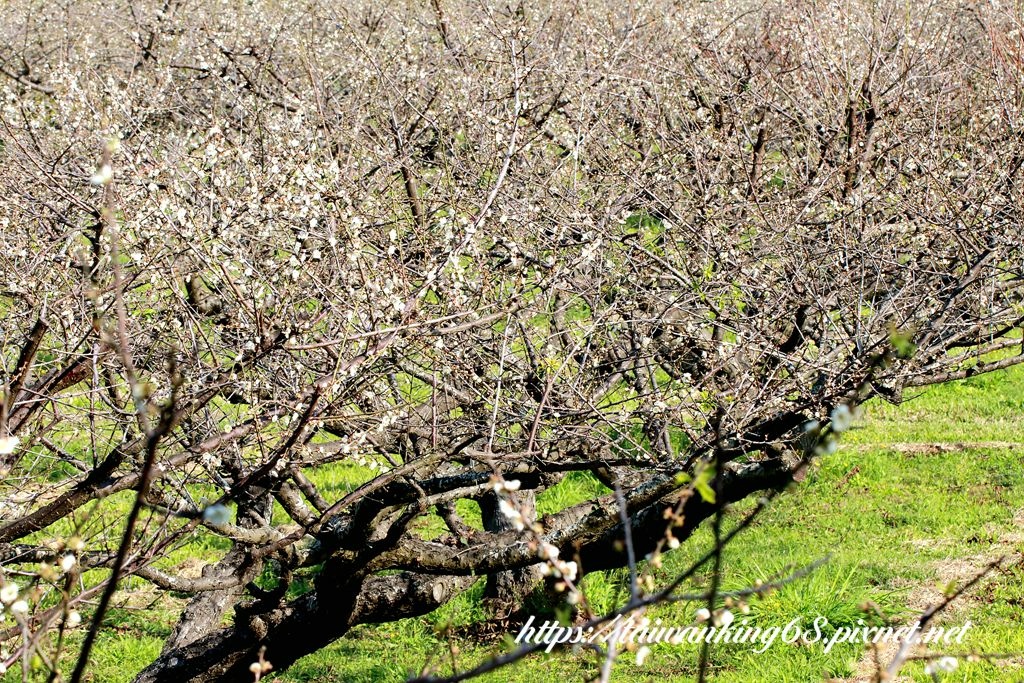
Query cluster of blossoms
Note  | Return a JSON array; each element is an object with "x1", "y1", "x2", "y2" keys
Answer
[
  {"x1": 829, "y1": 404, "x2": 855, "y2": 434},
  {"x1": 492, "y1": 478, "x2": 582, "y2": 604},
  {"x1": 694, "y1": 606, "x2": 739, "y2": 627},
  {"x1": 537, "y1": 542, "x2": 581, "y2": 604},
  {"x1": 492, "y1": 477, "x2": 528, "y2": 532},
  {"x1": 0, "y1": 580, "x2": 27, "y2": 619},
  {"x1": 0, "y1": 542, "x2": 83, "y2": 636}
]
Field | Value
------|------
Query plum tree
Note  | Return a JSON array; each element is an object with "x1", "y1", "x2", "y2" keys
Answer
[{"x1": 0, "y1": 0, "x2": 1021, "y2": 680}]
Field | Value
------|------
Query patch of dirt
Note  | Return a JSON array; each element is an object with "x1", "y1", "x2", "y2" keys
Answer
[
  {"x1": 841, "y1": 508, "x2": 1023, "y2": 682},
  {"x1": 175, "y1": 556, "x2": 210, "y2": 579},
  {"x1": 447, "y1": 616, "x2": 519, "y2": 644}
]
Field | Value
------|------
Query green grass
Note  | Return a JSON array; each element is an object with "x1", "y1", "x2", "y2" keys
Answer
[{"x1": 5, "y1": 364, "x2": 1021, "y2": 682}]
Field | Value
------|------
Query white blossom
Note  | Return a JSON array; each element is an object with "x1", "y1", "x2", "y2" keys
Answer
[
  {"x1": 830, "y1": 404, "x2": 853, "y2": 433},
  {"x1": 90, "y1": 164, "x2": 113, "y2": 185},
  {"x1": 0, "y1": 436, "x2": 19, "y2": 455},
  {"x1": 202, "y1": 504, "x2": 231, "y2": 526},
  {"x1": 0, "y1": 583, "x2": 17, "y2": 604}
]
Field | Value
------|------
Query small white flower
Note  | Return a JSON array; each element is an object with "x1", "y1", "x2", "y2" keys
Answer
[
  {"x1": 90, "y1": 164, "x2": 114, "y2": 186},
  {"x1": 66, "y1": 610, "x2": 82, "y2": 628},
  {"x1": 539, "y1": 542, "x2": 559, "y2": 561},
  {"x1": 0, "y1": 583, "x2": 18, "y2": 604},
  {"x1": 60, "y1": 554, "x2": 76, "y2": 572},
  {"x1": 9, "y1": 600, "x2": 28, "y2": 616},
  {"x1": 635, "y1": 645, "x2": 651, "y2": 666},
  {"x1": 202, "y1": 504, "x2": 231, "y2": 526},
  {"x1": 830, "y1": 404, "x2": 853, "y2": 433},
  {"x1": 503, "y1": 479, "x2": 521, "y2": 492},
  {"x1": 559, "y1": 560, "x2": 578, "y2": 582},
  {"x1": 497, "y1": 497, "x2": 518, "y2": 519},
  {"x1": 714, "y1": 609, "x2": 734, "y2": 627},
  {"x1": 0, "y1": 436, "x2": 19, "y2": 455},
  {"x1": 249, "y1": 662, "x2": 262, "y2": 674},
  {"x1": 695, "y1": 607, "x2": 711, "y2": 622},
  {"x1": 935, "y1": 656, "x2": 958, "y2": 673}
]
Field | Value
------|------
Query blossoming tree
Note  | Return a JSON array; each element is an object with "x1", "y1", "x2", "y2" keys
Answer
[{"x1": 0, "y1": 0, "x2": 1021, "y2": 680}]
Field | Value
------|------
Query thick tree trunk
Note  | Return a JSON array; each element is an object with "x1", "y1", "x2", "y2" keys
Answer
[
  {"x1": 160, "y1": 547, "x2": 252, "y2": 653},
  {"x1": 134, "y1": 572, "x2": 474, "y2": 683},
  {"x1": 162, "y1": 489, "x2": 271, "y2": 652}
]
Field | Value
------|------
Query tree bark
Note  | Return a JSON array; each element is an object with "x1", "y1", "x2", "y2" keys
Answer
[{"x1": 134, "y1": 572, "x2": 474, "y2": 683}]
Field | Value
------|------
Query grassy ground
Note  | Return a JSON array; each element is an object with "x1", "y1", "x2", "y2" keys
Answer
[{"x1": 5, "y1": 364, "x2": 1021, "y2": 682}]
